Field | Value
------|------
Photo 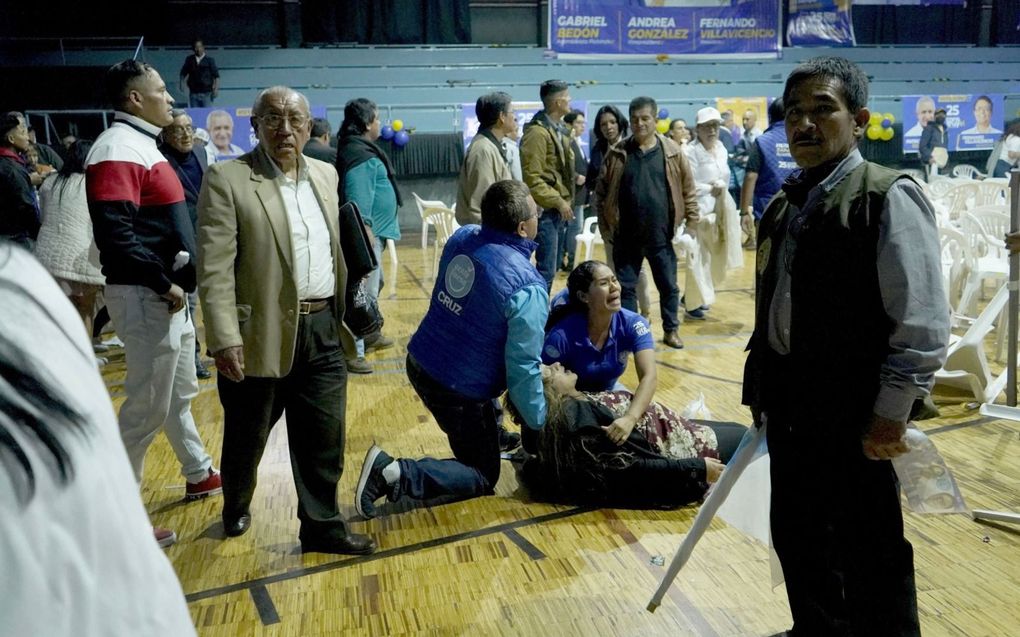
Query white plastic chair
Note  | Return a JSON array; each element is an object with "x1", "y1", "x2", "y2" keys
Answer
[
  {"x1": 412, "y1": 192, "x2": 454, "y2": 252},
  {"x1": 940, "y1": 181, "x2": 978, "y2": 222},
  {"x1": 926, "y1": 177, "x2": 957, "y2": 199},
  {"x1": 973, "y1": 178, "x2": 1009, "y2": 207},
  {"x1": 956, "y1": 209, "x2": 1009, "y2": 320},
  {"x1": 385, "y1": 238, "x2": 398, "y2": 298},
  {"x1": 952, "y1": 164, "x2": 986, "y2": 180},
  {"x1": 938, "y1": 225, "x2": 967, "y2": 319},
  {"x1": 935, "y1": 283, "x2": 1010, "y2": 404},
  {"x1": 420, "y1": 206, "x2": 458, "y2": 280},
  {"x1": 575, "y1": 216, "x2": 603, "y2": 262}
]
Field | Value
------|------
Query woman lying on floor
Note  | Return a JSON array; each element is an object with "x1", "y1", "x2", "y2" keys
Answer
[{"x1": 508, "y1": 363, "x2": 746, "y2": 507}]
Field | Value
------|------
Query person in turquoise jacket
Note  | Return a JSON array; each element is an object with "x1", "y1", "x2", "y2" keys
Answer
[{"x1": 335, "y1": 98, "x2": 401, "y2": 373}]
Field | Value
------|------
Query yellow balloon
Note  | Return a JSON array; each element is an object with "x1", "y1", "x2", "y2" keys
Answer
[
  {"x1": 656, "y1": 119, "x2": 670, "y2": 134},
  {"x1": 866, "y1": 126, "x2": 882, "y2": 141},
  {"x1": 392, "y1": 119, "x2": 404, "y2": 132},
  {"x1": 884, "y1": 113, "x2": 895, "y2": 124},
  {"x1": 881, "y1": 127, "x2": 895, "y2": 141},
  {"x1": 869, "y1": 114, "x2": 883, "y2": 127}
]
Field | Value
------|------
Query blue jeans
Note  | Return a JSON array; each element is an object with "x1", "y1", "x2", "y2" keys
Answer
[
  {"x1": 397, "y1": 354, "x2": 502, "y2": 501},
  {"x1": 535, "y1": 208, "x2": 565, "y2": 291},
  {"x1": 189, "y1": 92, "x2": 213, "y2": 107},
  {"x1": 993, "y1": 159, "x2": 1014, "y2": 179},
  {"x1": 557, "y1": 205, "x2": 584, "y2": 270},
  {"x1": 614, "y1": 240, "x2": 680, "y2": 331}
]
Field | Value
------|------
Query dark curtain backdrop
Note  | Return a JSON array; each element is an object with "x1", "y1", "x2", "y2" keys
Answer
[
  {"x1": 849, "y1": 4, "x2": 980, "y2": 45},
  {"x1": 377, "y1": 133, "x2": 465, "y2": 178},
  {"x1": 994, "y1": 1, "x2": 1020, "y2": 45},
  {"x1": 302, "y1": 0, "x2": 470, "y2": 45}
]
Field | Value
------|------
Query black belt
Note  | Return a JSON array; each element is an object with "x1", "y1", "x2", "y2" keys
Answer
[{"x1": 298, "y1": 298, "x2": 331, "y2": 315}]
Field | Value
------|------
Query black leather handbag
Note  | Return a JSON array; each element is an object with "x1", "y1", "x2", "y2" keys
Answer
[{"x1": 337, "y1": 201, "x2": 383, "y2": 337}]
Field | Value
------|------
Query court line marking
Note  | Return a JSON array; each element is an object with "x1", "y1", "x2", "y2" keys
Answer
[
  {"x1": 184, "y1": 506, "x2": 594, "y2": 604},
  {"x1": 503, "y1": 528, "x2": 546, "y2": 560},
  {"x1": 249, "y1": 585, "x2": 281, "y2": 626}
]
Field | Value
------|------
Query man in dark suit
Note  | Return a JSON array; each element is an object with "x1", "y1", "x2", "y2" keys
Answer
[
  {"x1": 197, "y1": 86, "x2": 375, "y2": 555},
  {"x1": 303, "y1": 117, "x2": 335, "y2": 163},
  {"x1": 160, "y1": 109, "x2": 211, "y2": 379}
]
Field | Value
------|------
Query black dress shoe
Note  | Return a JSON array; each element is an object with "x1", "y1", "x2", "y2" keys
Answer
[
  {"x1": 196, "y1": 366, "x2": 212, "y2": 380},
  {"x1": 301, "y1": 532, "x2": 376, "y2": 555},
  {"x1": 223, "y1": 512, "x2": 252, "y2": 537}
]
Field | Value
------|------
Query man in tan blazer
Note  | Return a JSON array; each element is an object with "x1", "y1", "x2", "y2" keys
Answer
[{"x1": 197, "y1": 86, "x2": 375, "y2": 555}]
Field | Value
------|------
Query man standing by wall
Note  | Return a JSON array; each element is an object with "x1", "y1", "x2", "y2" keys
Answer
[
  {"x1": 198, "y1": 86, "x2": 375, "y2": 555},
  {"x1": 919, "y1": 107, "x2": 948, "y2": 182},
  {"x1": 179, "y1": 39, "x2": 219, "y2": 108},
  {"x1": 520, "y1": 79, "x2": 575, "y2": 290},
  {"x1": 355, "y1": 180, "x2": 547, "y2": 519},
  {"x1": 456, "y1": 92, "x2": 515, "y2": 226},
  {"x1": 594, "y1": 96, "x2": 698, "y2": 350},
  {"x1": 87, "y1": 60, "x2": 220, "y2": 549},
  {"x1": 743, "y1": 56, "x2": 949, "y2": 636}
]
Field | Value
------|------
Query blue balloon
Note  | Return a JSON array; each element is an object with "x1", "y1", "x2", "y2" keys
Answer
[
  {"x1": 658, "y1": 108, "x2": 669, "y2": 120},
  {"x1": 380, "y1": 125, "x2": 395, "y2": 140},
  {"x1": 881, "y1": 118, "x2": 892, "y2": 129},
  {"x1": 394, "y1": 130, "x2": 410, "y2": 147}
]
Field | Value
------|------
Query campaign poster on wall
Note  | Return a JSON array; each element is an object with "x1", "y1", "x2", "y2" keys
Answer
[
  {"x1": 786, "y1": 0, "x2": 855, "y2": 48},
  {"x1": 462, "y1": 101, "x2": 589, "y2": 158},
  {"x1": 901, "y1": 95, "x2": 1004, "y2": 154},
  {"x1": 853, "y1": 0, "x2": 965, "y2": 5},
  {"x1": 184, "y1": 105, "x2": 327, "y2": 162},
  {"x1": 715, "y1": 96, "x2": 769, "y2": 144},
  {"x1": 549, "y1": 0, "x2": 781, "y2": 58}
]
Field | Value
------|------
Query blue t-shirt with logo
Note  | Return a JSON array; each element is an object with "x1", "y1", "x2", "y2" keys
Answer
[{"x1": 542, "y1": 308, "x2": 654, "y2": 392}]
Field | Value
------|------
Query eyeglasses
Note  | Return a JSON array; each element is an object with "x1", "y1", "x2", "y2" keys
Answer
[
  {"x1": 166, "y1": 125, "x2": 194, "y2": 137},
  {"x1": 258, "y1": 113, "x2": 309, "y2": 130}
]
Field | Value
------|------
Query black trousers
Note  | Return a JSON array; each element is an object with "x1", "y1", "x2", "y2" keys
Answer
[
  {"x1": 763, "y1": 360, "x2": 919, "y2": 637},
  {"x1": 217, "y1": 306, "x2": 350, "y2": 542},
  {"x1": 613, "y1": 239, "x2": 680, "y2": 331}
]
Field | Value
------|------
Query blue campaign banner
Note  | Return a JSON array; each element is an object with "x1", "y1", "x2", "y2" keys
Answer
[
  {"x1": 462, "y1": 101, "x2": 589, "y2": 158},
  {"x1": 184, "y1": 105, "x2": 327, "y2": 162},
  {"x1": 786, "y1": 1, "x2": 855, "y2": 47},
  {"x1": 549, "y1": 0, "x2": 781, "y2": 58},
  {"x1": 901, "y1": 95, "x2": 1004, "y2": 154},
  {"x1": 854, "y1": 1, "x2": 964, "y2": 5}
]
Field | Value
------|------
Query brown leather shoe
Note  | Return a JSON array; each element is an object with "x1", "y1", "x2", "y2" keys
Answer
[
  {"x1": 663, "y1": 330, "x2": 684, "y2": 349},
  {"x1": 301, "y1": 532, "x2": 377, "y2": 555}
]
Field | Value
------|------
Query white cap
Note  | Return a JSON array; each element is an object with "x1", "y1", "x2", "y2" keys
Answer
[{"x1": 695, "y1": 107, "x2": 724, "y2": 126}]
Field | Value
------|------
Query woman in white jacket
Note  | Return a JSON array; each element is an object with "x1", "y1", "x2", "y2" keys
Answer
[
  {"x1": 34, "y1": 140, "x2": 105, "y2": 337},
  {"x1": 682, "y1": 108, "x2": 742, "y2": 318}
]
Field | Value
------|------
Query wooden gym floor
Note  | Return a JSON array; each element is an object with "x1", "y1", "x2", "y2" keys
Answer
[{"x1": 98, "y1": 240, "x2": 1020, "y2": 637}]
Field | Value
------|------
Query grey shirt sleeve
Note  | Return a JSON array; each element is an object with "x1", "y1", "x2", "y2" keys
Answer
[{"x1": 873, "y1": 179, "x2": 951, "y2": 422}]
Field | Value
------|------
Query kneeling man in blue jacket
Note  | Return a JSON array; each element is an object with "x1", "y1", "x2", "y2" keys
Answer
[{"x1": 355, "y1": 180, "x2": 548, "y2": 518}]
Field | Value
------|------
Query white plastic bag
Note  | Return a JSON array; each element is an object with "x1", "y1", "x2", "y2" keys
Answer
[
  {"x1": 681, "y1": 393, "x2": 712, "y2": 421},
  {"x1": 891, "y1": 425, "x2": 968, "y2": 514}
]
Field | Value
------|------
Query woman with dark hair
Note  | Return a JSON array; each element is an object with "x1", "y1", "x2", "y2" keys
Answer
[
  {"x1": 992, "y1": 120, "x2": 1020, "y2": 179},
  {"x1": 334, "y1": 97, "x2": 401, "y2": 373},
  {"x1": 509, "y1": 362, "x2": 744, "y2": 507},
  {"x1": 544, "y1": 261, "x2": 656, "y2": 445},
  {"x1": 0, "y1": 241, "x2": 196, "y2": 635},
  {"x1": 34, "y1": 140, "x2": 105, "y2": 344},
  {"x1": 586, "y1": 105, "x2": 650, "y2": 318}
]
